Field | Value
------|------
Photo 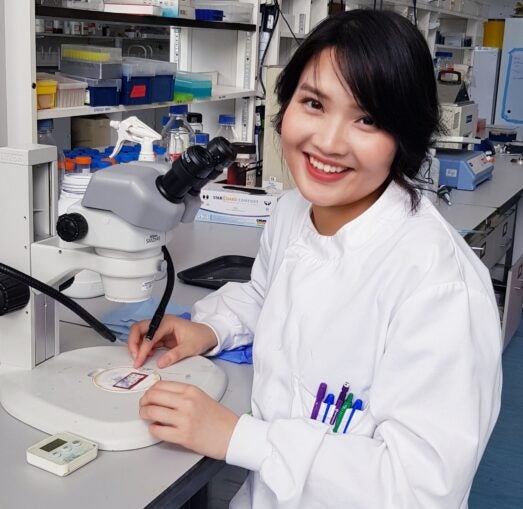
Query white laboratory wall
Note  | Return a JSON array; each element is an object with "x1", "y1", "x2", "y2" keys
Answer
[
  {"x1": 486, "y1": 0, "x2": 515, "y2": 19},
  {"x1": 0, "y1": 0, "x2": 6, "y2": 147}
]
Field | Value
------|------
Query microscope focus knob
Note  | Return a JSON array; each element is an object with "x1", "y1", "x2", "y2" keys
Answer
[
  {"x1": 57, "y1": 213, "x2": 88, "y2": 242},
  {"x1": 0, "y1": 274, "x2": 30, "y2": 316}
]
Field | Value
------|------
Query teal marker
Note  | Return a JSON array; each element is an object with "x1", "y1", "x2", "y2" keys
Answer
[{"x1": 333, "y1": 393, "x2": 353, "y2": 433}]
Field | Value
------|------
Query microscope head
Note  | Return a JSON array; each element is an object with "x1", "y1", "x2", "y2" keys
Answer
[{"x1": 56, "y1": 138, "x2": 237, "y2": 303}]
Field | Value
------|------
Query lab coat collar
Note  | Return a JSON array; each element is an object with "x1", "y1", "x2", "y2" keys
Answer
[{"x1": 300, "y1": 181, "x2": 412, "y2": 254}]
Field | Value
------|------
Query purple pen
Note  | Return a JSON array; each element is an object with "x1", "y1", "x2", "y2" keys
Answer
[
  {"x1": 329, "y1": 382, "x2": 350, "y2": 425},
  {"x1": 310, "y1": 382, "x2": 327, "y2": 420}
]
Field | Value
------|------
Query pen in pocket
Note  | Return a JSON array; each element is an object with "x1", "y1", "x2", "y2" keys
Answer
[
  {"x1": 310, "y1": 382, "x2": 327, "y2": 420},
  {"x1": 343, "y1": 399, "x2": 364, "y2": 433},
  {"x1": 333, "y1": 393, "x2": 353, "y2": 433},
  {"x1": 322, "y1": 393, "x2": 335, "y2": 423},
  {"x1": 330, "y1": 382, "x2": 350, "y2": 425}
]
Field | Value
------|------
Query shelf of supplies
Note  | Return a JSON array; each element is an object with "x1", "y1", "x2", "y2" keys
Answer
[
  {"x1": 377, "y1": 1, "x2": 484, "y2": 21},
  {"x1": 35, "y1": 6, "x2": 257, "y2": 32},
  {"x1": 36, "y1": 33, "x2": 170, "y2": 41},
  {"x1": 280, "y1": 31, "x2": 308, "y2": 40},
  {"x1": 36, "y1": 85, "x2": 257, "y2": 120},
  {"x1": 435, "y1": 44, "x2": 474, "y2": 50}
]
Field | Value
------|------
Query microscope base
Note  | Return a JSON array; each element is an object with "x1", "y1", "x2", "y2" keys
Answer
[{"x1": 0, "y1": 346, "x2": 228, "y2": 451}]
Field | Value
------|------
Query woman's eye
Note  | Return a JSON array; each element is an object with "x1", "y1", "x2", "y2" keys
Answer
[
  {"x1": 359, "y1": 115, "x2": 375, "y2": 126},
  {"x1": 305, "y1": 99, "x2": 323, "y2": 110}
]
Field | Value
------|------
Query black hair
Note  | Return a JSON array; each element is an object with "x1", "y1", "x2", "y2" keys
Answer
[{"x1": 273, "y1": 9, "x2": 442, "y2": 211}]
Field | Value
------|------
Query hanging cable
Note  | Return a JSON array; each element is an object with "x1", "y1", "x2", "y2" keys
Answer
[
  {"x1": 145, "y1": 245, "x2": 175, "y2": 341},
  {"x1": 274, "y1": 0, "x2": 301, "y2": 46},
  {"x1": 0, "y1": 262, "x2": 116, "y2": 342},
  {"x1": 258, "y1": 2, "x2": 280, "y2": 98}
]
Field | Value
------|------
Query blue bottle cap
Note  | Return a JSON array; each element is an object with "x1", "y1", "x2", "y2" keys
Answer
[
  {"x1": 97, "y1": 160, "x2": 113, "y2": 169},
  {"x1": 162, "y1": 115, "x2": 170, "y2": 126},
  {"x1": 218, "y1": 114, "x2": 235, "y2": 125},
  {"x1": 37, "y1": 119, "x2": 54, "y2": 131},
  {"x1": 195, "y1": 133, "x2": 210, "y2": 144},
  {"x1": 170, "y1": 104, "x2": 188, "y2": 114},
  {"x1": 154, "y1": 145, "x2": 167, "y2": 155}
]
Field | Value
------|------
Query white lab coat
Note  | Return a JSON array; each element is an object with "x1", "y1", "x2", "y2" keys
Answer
[{"x1": 192, "y1": 182, "x2": 502, "y2": 509}]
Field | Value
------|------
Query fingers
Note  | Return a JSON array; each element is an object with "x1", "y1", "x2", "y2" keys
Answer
[
  {"x1": 128, "y1": 320, "x2": 151, "y2": 361},
  {"x1": 157, "y1": 342, "x2": 195, "y2": 368},
  {"x1": 131, "y1": 320, "x2": 175, "y2": 368}
]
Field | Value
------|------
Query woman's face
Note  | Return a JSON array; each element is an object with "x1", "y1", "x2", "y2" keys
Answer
[{"x1": 280, "y1": 48, "x2": 398, "y2": 234}]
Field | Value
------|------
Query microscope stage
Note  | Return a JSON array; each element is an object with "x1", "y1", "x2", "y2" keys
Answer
[{"x1": 0, "y1": 346, "x2": 228, "y2": 451}]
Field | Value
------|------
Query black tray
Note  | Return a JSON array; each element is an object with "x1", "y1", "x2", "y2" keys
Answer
[{"x1": 177, "y1": 255, "x2": 255, "y2": 290}]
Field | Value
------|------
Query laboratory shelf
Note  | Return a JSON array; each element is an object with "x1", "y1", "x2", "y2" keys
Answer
[
  {"x1": 35, "y1": 6, "x2": 257, "y2": 32},
  {"x1": 36, "y1": 33, "x2": 170, "y2": 41},
  {"x1": 435, "y1": 44, "x2": 475, "y2": 51},
  {"x1": 36, "y1": 84, "x2": 257, "y2": 120}
]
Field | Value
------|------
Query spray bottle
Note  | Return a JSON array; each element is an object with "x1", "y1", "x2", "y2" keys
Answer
[{"x1": 108, "y1": 116, "x2": 169, "y2": 173}]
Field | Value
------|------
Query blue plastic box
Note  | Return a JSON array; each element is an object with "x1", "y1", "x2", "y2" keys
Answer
[
  {"x1": 151, "y1": 74, "x2": 175, "y2": 103},
  {"x1": 174, "y1": 72, "x2": 212, "y2": 100},
  {"x1": 195, "y1": 9, "x2": 223, "y2": 21},
  {"x1": 58, "y1": 73, "x2": 121, "y2": 106},
  {"x1": 120, "y1": 58, "x2": 156, "y2": 105}
]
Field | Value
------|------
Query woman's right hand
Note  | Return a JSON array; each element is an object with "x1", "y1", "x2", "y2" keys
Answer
[{"x1": 128, "y1": 315, "x2": 218, "y2": 369}]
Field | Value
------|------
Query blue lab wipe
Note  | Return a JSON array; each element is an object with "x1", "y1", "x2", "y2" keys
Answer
[
  {"x1": 101, "y1": 299, "x2": 191, "y2": 341},
  {"x1": 212, "y1": 345, "x2": 253, "y2": 364},
  {"x1": 101, "y1": 299, "x2": 253, "y2": 364}
]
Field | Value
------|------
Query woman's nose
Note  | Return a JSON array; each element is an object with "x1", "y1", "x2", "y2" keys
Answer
[{"x1": 312, "y1": 118, "x2": 350, "y2": 156}]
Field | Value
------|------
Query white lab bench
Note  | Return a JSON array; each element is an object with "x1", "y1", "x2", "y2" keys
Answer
[
  {"x1": 0, "y1": 222, "x2": 260, "y2": 509},
  {"x1": 2, "y1": 156, "x2": 523, "y2": 508}
]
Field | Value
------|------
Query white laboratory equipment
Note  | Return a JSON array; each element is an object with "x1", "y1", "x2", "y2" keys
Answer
[
  {"x1": 0, "y1": 136, "x2": 236, "y2": 450},
  {"x1": 26, "y1": 431, "x2": 98, "y2": 476},
  {"x1": 494, "y1": 18, "x2": 523, "y2": 138},
  {"x1": 470, "y1": 47, "x2": 500, "y2": 125}
]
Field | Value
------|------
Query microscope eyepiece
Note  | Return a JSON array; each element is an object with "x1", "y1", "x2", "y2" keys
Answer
[
  {"x1": 207, "y1": 137, "x2": 237, "y2": 173},
  {"x1": 156, "y1": 145, "x2": 214, "y2": 203},
  {"x1": 188, "y1": 137, "x2": 237, "y2": 196}
]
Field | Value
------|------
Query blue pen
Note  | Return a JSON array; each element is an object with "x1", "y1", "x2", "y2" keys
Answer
[
  {"x1": 343, "y1": 399, "x2": 363, "y2": 433},
  {"x1": 330, "y1": 382, "x2": 350, "y2": 425},
  {"x1": 310, "y1": 382, "x2": 327, "y2": 420},
  {"x1": 322, "y1": 393, "x2": 335, "y2": 423}
]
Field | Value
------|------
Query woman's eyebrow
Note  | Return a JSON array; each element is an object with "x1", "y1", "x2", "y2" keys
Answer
[{"x1": 297, "y1": 82, "x2": 328, "y2": 101}]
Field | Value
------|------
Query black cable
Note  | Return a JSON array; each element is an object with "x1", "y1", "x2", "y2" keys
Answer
[
  {"x1": 258, "y1": 5, "x2": 280, "y2": 98},
  {"x1": 145, "y1": 245, "x2": 175, "y2": 341},
  {"x1": 413, "y1": 0, "x2": 418, "y2": 27},
  {"x1": 274, "y1": 0, "x2": 301, "y2": 46},
  {"x1": 0, "y1": 262, "x2": 116, "y2": 342}
]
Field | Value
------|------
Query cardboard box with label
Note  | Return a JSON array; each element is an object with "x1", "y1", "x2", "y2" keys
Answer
[
  {"x1": 71, "y1": 115, "x2": 111, "y2": 148},
  {"x1": 195, "y1": 183, "x2": 283, "y2": 228}
]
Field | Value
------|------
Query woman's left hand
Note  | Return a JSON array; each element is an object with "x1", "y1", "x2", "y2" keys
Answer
[{"x1": 139, "y1": 381, "x2": 240, "y2": 460}]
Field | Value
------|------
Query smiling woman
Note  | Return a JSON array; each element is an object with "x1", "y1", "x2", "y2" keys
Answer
[
  {"x1": 274, "y1": 9, "x2": 442, "y2": 215},
  {"x1": 280, "y1": 48, "x2": 399, "y2": 233},
  {"x1": 128, "y1": 10, "x2": 502, "y2": 509}
]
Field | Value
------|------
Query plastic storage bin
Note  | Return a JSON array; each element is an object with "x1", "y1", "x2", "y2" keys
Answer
[
  {"x1": 61, "y1": 44, "x2": 121, "y2": 62},
  {"x1": 60, "y1": 44, "x2": 122, "y2": 79},
  {"x1": 44, "y1": 73, "x2": 88, "y2": 108},
  {"x1": 149, "y1": 60, "x2": 177, "y2": 103},
  {"x1": 121, "y1": 58, "x2": 156, "y2": 105},
  {"x1": 193, "y1": 1, "x2": 253, "y2": 23},
  {"x1": 36, "y1": 73, "x2": 57, "y2": 110},
  {"x1": 195, "y1": 9, "x2": 224, "y2": 21},
  {"x1": 174, "y1": 72, "x2": 212, "y2": 100},
  {"x1": 61, "y1": 74, "x2": 121, "y2": 106}
]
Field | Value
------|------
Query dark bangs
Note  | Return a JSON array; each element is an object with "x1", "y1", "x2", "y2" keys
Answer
[{"x1": 273, "y1": 9, "x2": 442, "y2": 211}]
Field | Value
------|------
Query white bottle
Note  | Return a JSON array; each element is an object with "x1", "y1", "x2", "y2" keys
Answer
[{"x1": 216, "y1": 115, "x2": 239, "y2": 142}]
